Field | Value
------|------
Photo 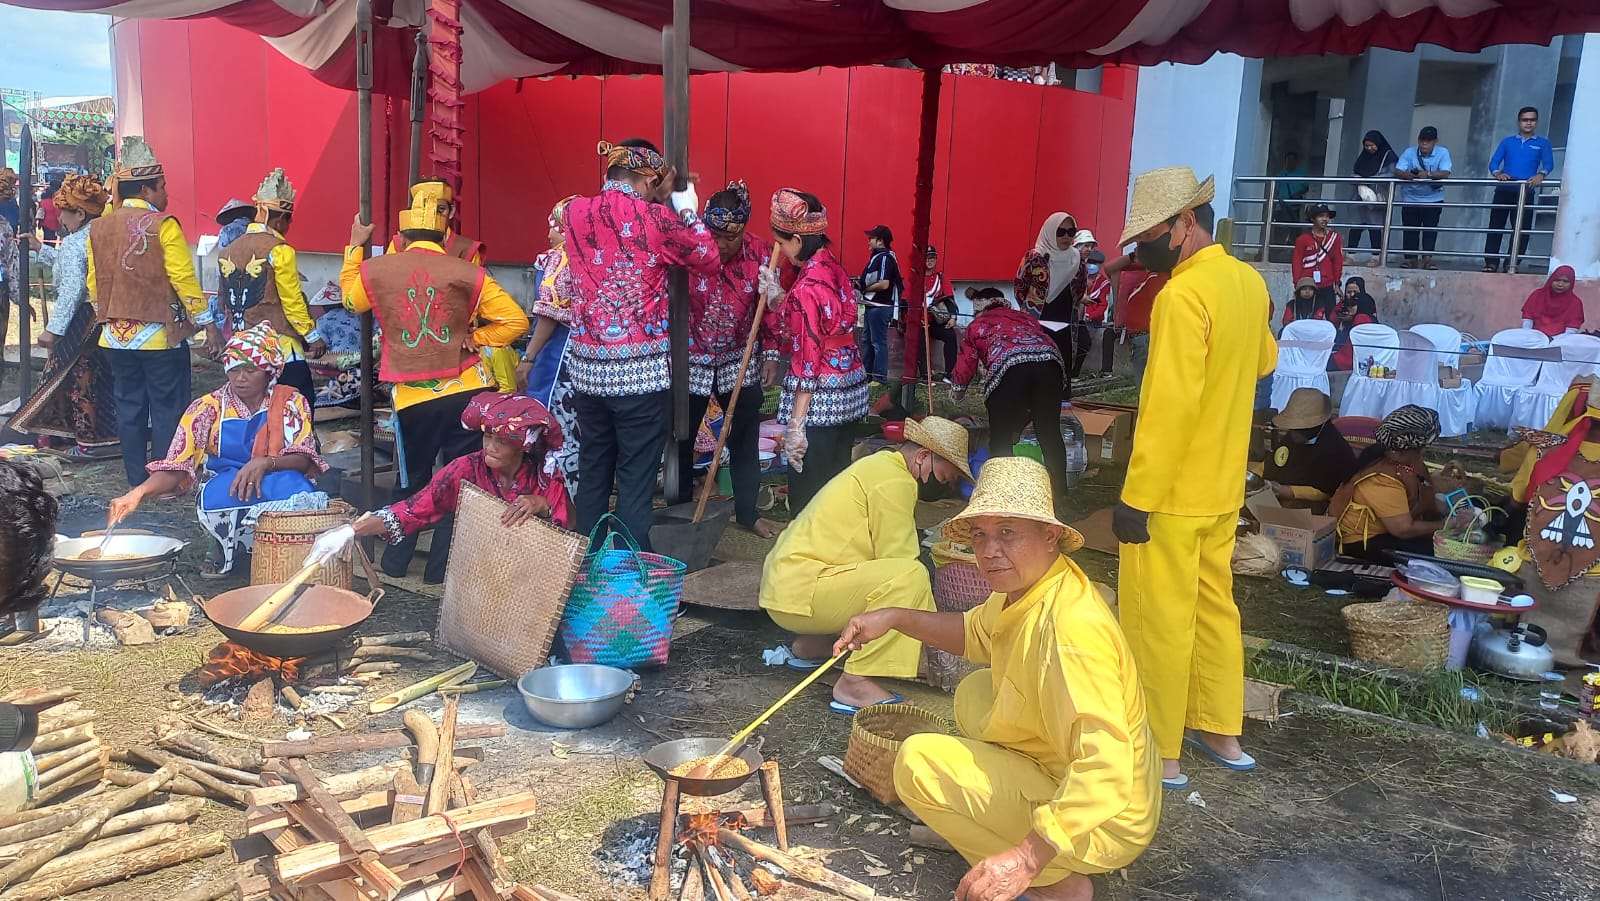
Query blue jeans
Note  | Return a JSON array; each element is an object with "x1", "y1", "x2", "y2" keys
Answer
[{"x1": 863, "y1": 307, "x2": 893, "y2": 381}]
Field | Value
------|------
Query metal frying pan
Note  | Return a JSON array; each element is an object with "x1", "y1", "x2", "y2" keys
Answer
[
  {"x1": 53, "y1": 535, "x2": 187, "y2": 581},
  {"x1": 643, "y1": 737, "x2": 764, "y2": 797},
  {"x1": 201, "y1": 541, "x2": 385, "y2": 657}
]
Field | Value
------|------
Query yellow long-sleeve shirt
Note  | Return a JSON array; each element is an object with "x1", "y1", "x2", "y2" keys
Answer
[
  {"x1": 759, "y1": 450, "x2": 920, "y2": 617},
  {"x1": 241, "y1": 222, "x2": 319, "y2": 358},
  {"x1": 961, "y1": 555, "x2": 1160, "y2": 859},
  {"x1": 86, "y1": 199, "x2": 209, "y2": 351},
  {"x1": 385, "y1": 230, "x2": 484, "y2": 265},
  {"x1": 1123, "y1": 244, "x2": 1277, "y2": 516},
  {"x1": 339, "y1": 242, "x2": 529, "y2": 410}
]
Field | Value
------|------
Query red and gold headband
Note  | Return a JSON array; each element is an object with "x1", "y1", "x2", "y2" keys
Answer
[
  {"x1": 770, "y1": 188, "x2": 827, "y2": 236},
  {"x1": 597, "y1": 141, "x2": 668, "y2": 178}
]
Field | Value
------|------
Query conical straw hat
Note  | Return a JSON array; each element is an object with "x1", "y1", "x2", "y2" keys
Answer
[
  {"x1": 902, "y1": 416, "x2": 974, "y2": 481},
  {"x1": 1119, "y1": 166, "x2": 1216, "y2": 246},
  {"x1": 943, "y1": 457, "x2": 1084, "y2": 553}
]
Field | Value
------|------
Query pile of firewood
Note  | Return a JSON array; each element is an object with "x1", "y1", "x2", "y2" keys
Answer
[{"x1": 7, "y1": 688, "x2": 108, "y2": 807}]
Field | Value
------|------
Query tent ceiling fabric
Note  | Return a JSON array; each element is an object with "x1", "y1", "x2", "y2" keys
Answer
[{"x1": 13, "y1": 0, "x2": 1600, "y2": 92}]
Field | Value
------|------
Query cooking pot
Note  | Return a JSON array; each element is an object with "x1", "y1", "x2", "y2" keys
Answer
[
  {"x1": 1470, "y1": 623, "x2": 1555, "y2": 681},
  {"x1": 201, "y1": 540, "x2": 384, "y2": 657}
]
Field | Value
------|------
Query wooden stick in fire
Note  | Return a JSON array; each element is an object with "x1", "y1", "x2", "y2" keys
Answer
[
  {"x1": 693, "y1": 243, "x2": 785, "y2": 524},
  {"x1": 717, "y1": 828, "x2": 876, "y2": 901}
]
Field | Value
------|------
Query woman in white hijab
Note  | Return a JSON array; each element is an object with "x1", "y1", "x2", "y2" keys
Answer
[{"x1": 1014, "y1": 211, "x2": 1085, "y2": 398}]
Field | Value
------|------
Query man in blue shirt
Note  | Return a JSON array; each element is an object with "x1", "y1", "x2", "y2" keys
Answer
[
  {"x1": 1395, "y1": 126, "x2": 1453, "y2": 270},
  {"x1": 1483, "y1": 106, "x2": 1554, "y2": 272},
  {"x1": 858, "y1": 224, "x2": 903, "y2": 383}
]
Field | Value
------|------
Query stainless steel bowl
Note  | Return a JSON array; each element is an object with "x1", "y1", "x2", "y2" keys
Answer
[{"x1": 517, "y1": 664, "x2": 634, "y2": 730}]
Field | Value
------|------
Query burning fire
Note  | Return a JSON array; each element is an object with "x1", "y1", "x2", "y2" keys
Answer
[
  {"x1": 680, "y1": 812, "x2": 722, "y2": 848},
  {"x1": 198, "y1": 641, "x2": 306, "y2": 688}
]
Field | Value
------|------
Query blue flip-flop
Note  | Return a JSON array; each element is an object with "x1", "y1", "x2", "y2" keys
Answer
[
  {"x1": 1161, "y1": 773, "x2": 1190, "y2": 791},
  {"x1": 1183, "y1": 735, "x2": 1257, "y2": 772},
  {"x1": 785, "y1": 653, "x2": 826, "y2": 672},
  {"x1": 828, "y1": 693, "x2": 904, "y2": 716}
]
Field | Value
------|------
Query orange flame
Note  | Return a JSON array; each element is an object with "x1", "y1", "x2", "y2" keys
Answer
[{"x1": 198, "y1": 641, "x2": 305, "y2": 688}]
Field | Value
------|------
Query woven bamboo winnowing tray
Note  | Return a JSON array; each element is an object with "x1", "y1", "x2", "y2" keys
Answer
[
  {"x1": 438, "y1": 483, "x2": 587, "y2": 681},
  {"x1": 843, "y1": 705, "x2": 952, "y2": 805}
]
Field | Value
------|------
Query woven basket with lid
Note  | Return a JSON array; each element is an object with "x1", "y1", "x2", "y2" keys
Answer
[
  {"x1": 843, "y1": 705, "x2": 952, "y2": 805},
  {"x1": 1341, "y1": 599, "x2": 1450, "y2": 671},
  {"x1": 250, "y1": 501, "x2": 357, "y2": 589}
]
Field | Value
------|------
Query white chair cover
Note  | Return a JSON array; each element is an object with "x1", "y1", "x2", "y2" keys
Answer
[
  {"x1": 1339, "y1": 323, "x2": 1401, "y2": 420},
  {"x1": 1511, "y1": 333, "x2": 1600, "y2": 431},
  {"x1": 1408, "y1": 324, "x2": 1476, "y2": 436},
  {"x1": 1475, "y1": 328, "x2": 1549, "y2": 431},
  {"x1": 1270, "y1": 319, "x2": 1335, "y2": 411}
]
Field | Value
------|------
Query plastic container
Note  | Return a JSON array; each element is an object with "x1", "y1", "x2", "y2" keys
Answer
[
  {"x1": 1061, "y1": 403, "x2": 1088, "y2": 490},
  {"x1": 1458, "y1": 575, "x2": 1504, "y2": 606},
  {"x1": 1580, "y1": 665, "x2": 1600, "y2": 720},
  {"x1": 1400, "y1": 560, "x2": 1461, "y2": 598}
]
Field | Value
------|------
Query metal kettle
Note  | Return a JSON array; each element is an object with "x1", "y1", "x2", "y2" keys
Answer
[{"x1": 1470, "y1": 622, "x2": 1555, "y2": 681}]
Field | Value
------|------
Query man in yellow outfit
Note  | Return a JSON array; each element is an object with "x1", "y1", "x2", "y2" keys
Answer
[
  {"x1": 837, "y1": 457, "x2": 1159, "y2": 901},
  {"x1": 1112, "y1": 167, "x2": 1277, "y2": 789},
  {"x1": 759, "y1": 416, "x2": 972, "y2": 713}
]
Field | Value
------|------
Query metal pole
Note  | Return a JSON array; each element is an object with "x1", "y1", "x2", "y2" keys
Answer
[
  {"x1": 356, "y1": 0, "x2": 377, "y2": 511},
  {"x1": 1509, "y1": 182, "x2": 1530, "y2": 274},
  {"x1": 1379, "y1": 180, "x2": 1397, "y2": 269},
  {"x1": 1259, "y1": 178, "x2": 1275, "y2": 263},
  {"x1": 409, "y1": 29, "x2": 427, "y2": 185},
  {"x1": 660, "y1": 0, "x2": 690, "y2": 505},
  {"x1": 16, "y1": 125, "x2": 34, "y2": 401}
]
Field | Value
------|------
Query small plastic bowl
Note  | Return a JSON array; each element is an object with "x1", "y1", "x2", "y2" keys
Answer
[
  {"x1": 1458, "y1": 575, "x2": 1505, "y2": 606},
  {"x1": 882, "y1": 420, "x2": 906, "y2": 442}
]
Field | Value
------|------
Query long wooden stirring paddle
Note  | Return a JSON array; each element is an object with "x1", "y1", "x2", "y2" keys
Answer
[
  {"x1": 685, "y1": 650, "x2": 847, "y2": 779},
  {"x1": 234, "y1": 559, "x2": 323, "y2": 633}
]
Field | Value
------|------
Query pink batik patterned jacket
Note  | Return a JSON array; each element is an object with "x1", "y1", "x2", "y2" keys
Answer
[
  {"x1": 561, "y1": 181, "x2": 720, "y2": 396},
  {"x1": 776, "y1": 248, "x2": 868, "y2": 427},
  {"x1": 952, "y1": 306, "x2": 1064, "y2": 400},
  {"x1": 688, "y1": 232, "x2": 784, "y2": 396}
]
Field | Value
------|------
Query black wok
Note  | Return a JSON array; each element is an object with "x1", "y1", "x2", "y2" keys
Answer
[{"x1": 643, "y1": 737, "x2": 764, "y2": 797}]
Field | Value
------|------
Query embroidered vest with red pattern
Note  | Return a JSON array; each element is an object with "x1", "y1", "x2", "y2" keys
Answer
[{"x1": 361, "y1": 251, "x2": 484, "y2": 382}]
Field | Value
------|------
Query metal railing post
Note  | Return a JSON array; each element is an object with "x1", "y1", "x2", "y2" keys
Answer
[
  {"x1": 1379, "y1": 180, "x2": 1396, "y2": 269},
  {"x1": 1509, "y1": 183, "x2": 1530, "y2": 274},
  {"x1": 1260, "y1": 178, "x2": 1276, "y2": 262}
]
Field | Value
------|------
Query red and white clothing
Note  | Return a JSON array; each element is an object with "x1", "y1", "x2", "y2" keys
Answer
[
  {"x1": 1083, "y1": 270, "x2": 1112, "y2": 323},
  {"x1": 776, "y1": 248, "x2": 869, "y2": 427},
  {"x1": 1292, "y1": 229, "x2": 1343, "y2": 290},
  {"x1": 561, "y1": 180, "x2": 720, "y2": 396},
  {"x1": 375, "y1": 450, "x2": 572, "y2": 542},
  {"x1": 688, "y1": 232, "x2": 784, "y2": 396},
  {"x1": 951, "y1": 306, "x2": 1064, "y2": 400}
]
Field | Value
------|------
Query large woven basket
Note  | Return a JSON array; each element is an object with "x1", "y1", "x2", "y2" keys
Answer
[
  {"x1": 933, "y1": 561, "x2": 991, "y2": 612},
  {"x1": 1433, "y1": 533, "x2": 1501, "y2": 565},
  {"x1": 843, "y1": 705, "x2": 952, "y2": 805},
  {"x1": 251, "y1": 501, "x2": 356, "y2": 589},
  {"x1": 438, "y1": 483, "x2": 587, "y2": 681},
  {"x1": 1341, "y1": 600, "x2": 1450, "y2": 671}
]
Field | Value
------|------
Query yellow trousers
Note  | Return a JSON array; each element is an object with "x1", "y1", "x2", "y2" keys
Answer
[
  {"x1": 894, "y1": 671, "x2": 1135, "y2": 882},
  {"x1": 765, "y1": 557, "x2": 933, "y2": 679},
  {"x1": 1117, "y1": 511, "x2": 1244, "y2": 759},
  {"x1": 481, "y1": 346, "x2": 519, "y2": 393}
]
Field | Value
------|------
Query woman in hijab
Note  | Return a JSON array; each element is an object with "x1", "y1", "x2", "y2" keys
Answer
[
  {"x1": 1327, "y1": 405, "x2": 1463, "y2": 562},
  {"x1": 1520, "y1": 265, "x2": 1585, "y2": 337},
  {"x1": 1329, "y1": 276, "x2": 1380, "y2": 371},
  {"x1": 1014, "y1": 212, "x2": 1085, "y2": 397},
  {"x1": 1347, "y1": 130, "x2": 1398, "y2": 264}
]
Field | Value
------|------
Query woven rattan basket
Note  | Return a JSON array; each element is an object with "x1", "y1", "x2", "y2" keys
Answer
[
  {"x1": 1341, "y1": 600, "x2": 1450, "y2": 671},
  {"x1": 250, "y1": 501, "x2": 357, "y2": 589},
  {"x1": 438, "y1": 483, "x2": 587, "y2": 681},
  {"x1": 1433, "y1": 533, "x2": 1501, "y2": 565},
  {"x1": 843, "y1": 705, "x2": 952, "y2": 805}
]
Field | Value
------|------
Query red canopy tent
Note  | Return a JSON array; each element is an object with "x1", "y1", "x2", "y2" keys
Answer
[{"x1": 14, "y1": 0, "x2": 1600, "y2": 502}]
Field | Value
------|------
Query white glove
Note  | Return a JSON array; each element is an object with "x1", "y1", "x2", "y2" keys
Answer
[
  {"x1": 757, "y1": 267, "x2": 785, "y2": 306},
  {"x1": 305, "y1": 524, "x2": 356, "y2": 568},
  {"x1": 785, "y1": 424, "x2": 808, "y2": 473},
  {"x1": 670, "y1": 184, "x2": 700, "y2": 217}
]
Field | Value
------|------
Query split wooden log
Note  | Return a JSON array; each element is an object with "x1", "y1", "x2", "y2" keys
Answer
[
  {"x1": 29, "y1": 723, "x2": 95, "y2": 754},
  {"x1": 351, "y1": 661, "x2": 402, "y2": 676},
  {"x1": 156, "y1": 729, "x2": 265, "y2": 772},
  {"x1": 704, "y1": 845, "x2": 754, "y2": 901},
  {"x1": 0, "y1": 830, "x2": 226, "y2": 901},
  {"x1": 124, "y1": 747, "x2": 249, "y2": 806},
  {"x1": 271, "y1": 792, "x2": 538, "y2": 883},
  {"x1": 32, "y1": 822, "x2": 189, "y2": 878},
  {"x1": 679, "y1": 849, "x2": 706, "y2": 901},
  {"x1": 351, "y1": 645, "x2": 433, "y2": 661},
  {"x1": 274, "y1": 790, "x2": 406, "y2": 898},
  {"x1": 0, "y1": 764, "x2": 173, "y2": 889},
  {"x1": 169, "y1": 873, "x2": 237, "y2": 901},
  {"x1": 243, "y1": 760, "x2": 408, "y2": 806},
  {"x1": 260, "y1": 722, "x2": 504, "y2": 758},
  {"x1": 104, "y1": 768, "x2": 212, "y2": 798},
  {"x1": 32, "y1": 706, "x2": 93, "y2": 735},
  {"x1": 277, "y1": 759, "x2": 382, "y2": 863},
  {"x1": 355, "y1": 631, "x2": 431, "y2": 648},
  {"x1": 96, "y1": 608, "x2": 157, "y2": 645},
  {"x1": 0, "y1": 796, "x2": 207, "y2": 857},
  {"x1": 722, "y1": 803, "x2": 837, "y2": 829},
  {"x1": 454, "y1": 774, "x2": 513, "y2": 894},
  {"x1": 695, "y1": 844, "x2": 734, "y2": 901},
  {"x1": 424, "y1": 696, "x2": 459, "y2": 817},
  {"x1": 280, "y1": 685, "x2": 308, "y2": 713},
  {"x1": 245, "y1": 790, "x2": 393, "y2": 834},
  {"x1": 716, "y1": 828, "x2": 876, "y2": 901},
  {"x1": 0, "y1": 687, "x2": 79, "y2": 707},
  {"x1": 523, "y1": 885, "x2": 594, "y2": 901}
]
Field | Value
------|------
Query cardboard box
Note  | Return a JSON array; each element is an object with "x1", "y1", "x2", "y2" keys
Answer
[
  {"x1": 1254, "y1": 506, "x2": 1338, "y2": 570},
  {"x1": 1073, "y1": 408, "x2": 1135, "y2": 464},
  {"x1": 1438, "y1": 364, "x2": 1462, "y2": 389}
]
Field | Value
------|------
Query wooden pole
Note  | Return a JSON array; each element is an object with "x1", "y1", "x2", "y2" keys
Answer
[
  {"x1": 409, "y1": 29, "x2": 428, "y2": 185},
  {"x1": 693, "y1": 245, "x2": 782, "y2": 523},
  {"x1": 1, "y1": 831, "x2": 227, "y2": 901},
  {"x1": 716, "y1": 828, "x2": 875, "y2": 901},
  {"x1": 661, "y1": 0, "x2": 692, "y2": 504},
  {"x1": 15, "y1": 125, "x2": 34, "y2": 400},
  {"x1": 756, "y1": 761, "x2": 787, "y2": 851},
  {"x1": 0, "y1": 765, "x2": 173, "y2": 888},
  {"x1": 648, "y1": 779, "x2": 681, "y2": 901},
  {"x1": 900, "y1": 65, "x2": 943, "y2": 417},
  {"x1": 356, "y1": 0, "x2": 377, "y2": 513}
]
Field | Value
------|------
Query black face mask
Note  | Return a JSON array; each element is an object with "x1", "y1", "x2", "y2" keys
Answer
[
  {"x1": 918, "y1": 477, "x2": 953, "y2": 502},
  {"x1": 1135, "y1": 224, "x2": 1183, "y2": 273}
]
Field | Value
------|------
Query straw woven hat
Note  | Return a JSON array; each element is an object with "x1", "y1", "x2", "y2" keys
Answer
[
  {"x1": 1272, "y1": 388, "x2": 1334, "y2": 431},
  {"x1": 942, "y1": 457, "x2": 1084, "y2": 553},
  {"x1": 1119, "y1": 166, "x2": 1216, "y2": 245},
  {"x1": 903, "y1": 416, "x2": 974, "y2": 481}
]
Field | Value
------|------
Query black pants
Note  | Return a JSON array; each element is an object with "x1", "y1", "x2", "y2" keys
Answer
[
  {"x1": 104, "y1": 346, "x2": 192, "y2": 487},
  {"x1": 382, "y1": 389, "x2": 485, "y2": 583},
  {"x1": 575, "y1": 389, "x2": 669, "y2": 553},
  {"x1": 278, "y1": 359, "x2": 317, "y2": 413},
  {"x1": 1344, "y1": 531, "x2": 1435, "y2": 564},
  {"x1": 1042, "y1": 296, "x2": 1079, "y2": 399},
  {"x1": 908, "y1": 322, "x2": 959, "y2": 378},
  {"x1": 985, "y1": 361, "x2": 1066, "y2": 500},
  {"x1": 1484, "y1": 184, "x2": 1537, "y2": 269},
  {"x1": 787, "y1": 423, "x2": 856, "y2": 514},
  {"x1": 1347, "y1": 226, "x2": 1383, "y2": 251},
  {"x1": 1401, "y1": 204, "x2": 1442, "y2": 259},
  {"x1": 675, "y1": 385, "x2": 763, "y2": 528}
]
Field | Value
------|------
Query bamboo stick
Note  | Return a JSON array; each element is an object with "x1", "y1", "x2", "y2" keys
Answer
[
  {"x1": 0, "y1": 831, "x2": 226, "y2": 901},
  {"x1": 0, "y1": 765, "x2": 173, "y2": 889},
  {"x1": 367, "y1": 662, "x2": 476, "y2": 714},
  {"x1": 716, "y1": 829, "x2": 875, "y2": 901}
]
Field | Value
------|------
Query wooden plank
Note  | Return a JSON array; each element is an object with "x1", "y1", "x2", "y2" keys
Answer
[
  {"x1": 273, "y1": 793, "x2": 537, "y2": 882},
  {"x1": 280, "y1": 759, "x2": 382, "y2": 860},
  {"x1": 245, "y1": 761, "x2": 408, "y2": 807},
  {"x1": 247, "y1": 791, "x2": 394, "y2": 835},
  {"x1": 260, "y1": 724, "x2": 504, "y2": 759}
]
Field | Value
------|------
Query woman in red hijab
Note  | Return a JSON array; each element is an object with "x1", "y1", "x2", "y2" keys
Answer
[{"x1": 1521, "y1": 266, "x2": 1585, "y2": 337}]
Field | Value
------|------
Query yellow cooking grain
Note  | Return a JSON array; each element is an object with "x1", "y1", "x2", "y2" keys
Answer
[
  {"x1": 668, "y1": 755, "x2": 751, "y2": 779},
  {"x1": 260, "y1": 623, "x2": 342, "y2": 635}
]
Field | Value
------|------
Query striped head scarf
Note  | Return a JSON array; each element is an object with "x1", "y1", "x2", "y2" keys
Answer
[
  {"x1": 597, "y1": 141, "x2": 668, "y2": 178},
  {"x1": 704, "y1": 180, "x2": 751, "y2": 232},
  {"x1": 770, "y1": 188, "x2": 827, "y2": 236},
  {"x1": 223, "y1": 322, "x2": 286, "y2": 379},
  {"x1": 1375, "y1": 405, "x2": 1440, "y2": 451},
  {"x1": 461, "y1": 393, "x2": 563, "y2": 452}
]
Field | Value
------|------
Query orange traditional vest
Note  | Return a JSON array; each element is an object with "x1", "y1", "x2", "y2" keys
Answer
[
  {"x1": 88, "y1": 205, "x2": 182, "y2": 325},
  {"x1": 217, "y1": 230, "x2": 296, "y2": 340},
  {"x1": 360, "y1": 249, "x2": 484, "y2": 382},
  {"x1": 395, "y1": 231, "x2": 485, "y2": 263}
]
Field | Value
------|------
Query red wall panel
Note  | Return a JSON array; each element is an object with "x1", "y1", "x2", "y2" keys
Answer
[
  {"x1": 265, "y1": 47, "x2": 362, "y2": 253},
  {"x1": 134, "y1": 21, "x2": 197, "y2": 231},
  {"x1": 837, "y1": 66, "x2": 922, "y2": 275},
  {"x1": 942, "y1": 77, "x2": 1043, "y2": 279},
  {"x1": 1031, "y1": 88, "x2": 1107, "y2": 242}
]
